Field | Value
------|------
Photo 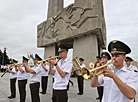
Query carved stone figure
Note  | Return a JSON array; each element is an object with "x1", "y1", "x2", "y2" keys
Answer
[{"x1": 37, "y1": 0, "x2": 106, "y2": 67}]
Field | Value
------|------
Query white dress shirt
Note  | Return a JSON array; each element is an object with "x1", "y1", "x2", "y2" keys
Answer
[
  {"x1": 80, "y1": 63, "x2": 86, "y2": 68},
  {"x1": 125, "y1": 65, "x2": 138, "y2": 71},
  {"x1": 9, "y1": 67, "x2": 17, "y2": 79},
  {"x1": 1, "y1": 65, "x2": 4, "y2": 68},
  {"x1": 53, "y1": 58, "x2": 73, "y2": 90},
  {"x1": 41, "y1": 65, "x2": 49, "y2": 76},
  {"x1": 98, "y1": 66, "x2": 138, "y2": 102},
  {"x1": 4, "y1": 66, "x2": 7, "y2": 69},
  {"x1": 29, "y1": 64, "x2": 42, "y2": 84},
  {"x1": 17, "y1": 67, "x2": 29, "y2": 80}
]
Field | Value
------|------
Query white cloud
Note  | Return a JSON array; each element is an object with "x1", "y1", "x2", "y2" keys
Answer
[
  {"x1": 103, "y1": 0, "x2": 138, "y2": 61},
  {"x1": 0, "y1": 0, "x2": 138, "y2": 63}
]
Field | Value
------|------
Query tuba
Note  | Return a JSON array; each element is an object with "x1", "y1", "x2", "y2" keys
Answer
[
  {"x1": 81, "y1": 61, "x2": 115, "y2": 80},
  {"x1": 72, "y1": 57, "x2": 82, "y2": 76}
]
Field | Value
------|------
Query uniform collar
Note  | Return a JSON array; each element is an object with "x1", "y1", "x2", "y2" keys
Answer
[
  {"x1": 126, "y1": 64, "x2": 132, "y2": 68},
  {"x1": 61, "y1": 58, "x2": 68, "y2": 62},
  {"x1": 119, "y1": 66, "x2": 128, "y2": 72}
]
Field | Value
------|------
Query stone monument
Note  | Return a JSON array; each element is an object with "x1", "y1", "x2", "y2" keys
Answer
[{"x1": 37, "y1": 0, "x2": 106, "y2": 68}]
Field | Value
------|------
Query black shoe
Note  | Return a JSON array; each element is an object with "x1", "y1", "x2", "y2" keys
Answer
[
  {"x1": 71, "y1": 83, "x2": 73, "y2": 86},
  {"x1": 96, "y1": 97, "x2": 100, "y2": 100},
  {"x1": 40, "y1": 91, "x2": 46, "y2": 94},
  {"x1": 77, "y1": 93, "x2": 83, "y2": 95},
  {"x1": 8, "y1": 96, "x2": 15, "y2": 99}
]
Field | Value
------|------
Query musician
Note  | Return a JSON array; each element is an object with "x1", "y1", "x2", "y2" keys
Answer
[
  {"x1": 96, "y1": 56, "x2": 101, "y2": 63},
  {"x1": 1, "y1": 64, "x2": 4, "y2": 72},
  {"x1": 125, "y1": 57, "x2": 138, "y2": 102},
  {"x1": 7, "y1": 59, "x2": 18, "y2": 99},
  {"x1": 49, "y1": 43, "x2": 73, "y2": 102},
  {"x1": 91, "y1": 40, "x2": 138, "y2": 102},
  {"x1": 96, "y1": 52, "x2": 111, "y2": 102},
  {"x1": 125, "y1": 57, "x2": 138, "y2": 71},
  {"x1": 15, "y1": 56, "x2": 29, "y2": 102},
  {"x1": 4, "y1": 64, "x2": 7, "y2": 72},
  {"x1": 76, "y1": 58, "x2": 85, "y2": 95},
  {"x1": 95, "y1": 56, "x2": 101, "y2": 99},
  {"x1": 40, "y1": 61, "x2": 49, "y2": 94},
  {"x1": 24, "y1": 54, "x2": 42, "y2": 102}
]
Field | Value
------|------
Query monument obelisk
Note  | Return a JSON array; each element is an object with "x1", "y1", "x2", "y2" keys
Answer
[
  {"x1": 44, "y1": 0, "x2": 64, "y2": 58},
  {"x1": 37, "y1": 0, "x2": 106, "y2": 68}
]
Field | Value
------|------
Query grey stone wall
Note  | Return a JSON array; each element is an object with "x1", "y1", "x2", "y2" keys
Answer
[{"x1": 37, "y1": 0, "x2": 106, "y2": 68}]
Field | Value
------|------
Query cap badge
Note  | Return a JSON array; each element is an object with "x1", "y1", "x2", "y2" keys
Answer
[
  {"x1": 112, "y1": 40, "x2": 117, "y2": 43},
  {"x1": 113, "y1": 48, "x2": 117, "y2": 51}
]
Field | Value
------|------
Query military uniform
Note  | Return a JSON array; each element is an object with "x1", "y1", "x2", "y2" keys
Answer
[
  {"x1": 8, "y1": 59, "x2": 18, "y2": 99},
  {"x1": 16, "y1": 56, "x2": 29, "y2": 102},
  {"x1": 98, "y1": 52, "x2": 111, "y2": 102},
  {"x1": 40, "y1": 63, "x2": 49, "y2": 94},
  {"x1": 4, "y1": 65, "x2": 7, "y2": 72},
  {"x1": 125, "y1": 56, "x2": 137, "y2": 102},
  {"x1": 50, "y1": 43, "x2": 73, "y2": 102},
  {"x1": 125, "y1": 57, "x2": 138, "y2": 71},
  {"x1": 28, "y1": 54, "x2": 42, "y2": 102},
  {"x1": 77, "y1": 58, "x2": 85, "y2": 95},
  {"x1": 98, "y1": 40, "x2": 138, "y2": 102},
  {"x1": 1, "y1": 65, "x2": 4, "y2": 72}
]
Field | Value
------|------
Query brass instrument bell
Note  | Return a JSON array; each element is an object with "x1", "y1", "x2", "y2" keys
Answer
[
  {"x1": 72, "y1": 57, "x2": 82, "y2": 76},
  {"x1": 81, "y1": 61, "x2": 115, "y2": 80}
]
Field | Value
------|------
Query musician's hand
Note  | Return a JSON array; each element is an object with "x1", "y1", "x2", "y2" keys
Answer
[
  {"x1": 76, "y1": 68, "x2": 80, "y2": 71},
  {"x1": 23, "y1": 63, "x2": 28, "y2": 67},
  {"x1": 102, "y1": 68, "x2": 115, "y2": 78},
  {"x1": 15, "y1": 64, "x2": 18, "y2": 67},
  {"x1": 7, "y1": 68, "x2": 10, "y2": 72},
  {"x1": 17, "y1": 65, "x2": 20, "y2": 68},
  {"x1": 48, "y1": 60, "x2": 56, "y2": 65},
  {"x1": 96, "y1": 63, "x2": 101, "y2": 67}
]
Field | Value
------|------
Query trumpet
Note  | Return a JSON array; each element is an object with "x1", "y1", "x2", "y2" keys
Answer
[
  {"x1": 35, "y1": 56, "x2": 60, "y2": 66},
  {"x1": 7, "y1": 62, "x2": 33, "y2": 67},
  {"x1": 1, "y1": 63, "x2": 33, "y2": 77},
  {"x1": 41, "y1": 61, "x2": 49, "y2": 66},
  {"x1": 81, "y1": 61, "x2": 115, "y2": 80}
]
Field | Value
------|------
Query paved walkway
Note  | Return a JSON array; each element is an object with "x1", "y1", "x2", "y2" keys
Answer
[{"x1": 0, "y1": 73, "x2": 138, "y2": 102}]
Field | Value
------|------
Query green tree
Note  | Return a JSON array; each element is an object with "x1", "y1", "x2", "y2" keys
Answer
[
  {"x1": 0, "y1": 48, "x2": 10, "y2": 65},
  {"x1": 0, "y1": 50, "x2": 2, "y2": 65}
]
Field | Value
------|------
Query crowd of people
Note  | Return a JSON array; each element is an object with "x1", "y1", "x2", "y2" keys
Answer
[{"x1": 0, "y1": 40, "x2": 138, "y2": 102}]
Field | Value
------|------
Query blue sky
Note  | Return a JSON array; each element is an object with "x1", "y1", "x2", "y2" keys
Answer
[{"x1": 0, "y1": 0, "x2": 138, "y2": 62}]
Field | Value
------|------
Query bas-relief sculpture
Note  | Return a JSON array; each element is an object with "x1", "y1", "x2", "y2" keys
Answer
[{"x1": 37, "y1": 0, "x2": 106, "y2": 49}]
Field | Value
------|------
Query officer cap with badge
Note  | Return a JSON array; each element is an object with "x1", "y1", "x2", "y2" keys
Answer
[
  {"x1": 13, "y1": 59, "x2": 18, "y2": 63},
  {"x1": 108, "y1": 40, "x2": 131, "y2": 55},
  {"x1": 101, "y1": 52, "x2": 111, "y2": 60},
  {"x1": 22, "y1": 56, "x2": 29, "y2": 62},
  {"x1": 58, "y1": 43, "x2": 69, "y2": 52},
  {"x1": 125, "y1": 56, "x2": 133, "y2": 62},
  {"x1": 79, "y1": 58, "x2": 84, "y2": 61},
  {"x1": 96, "y1": 56, "x2": 101, "y2": 60},
  {"x1": 35, "y1": 54, "x2": 42, "y2": 61}
]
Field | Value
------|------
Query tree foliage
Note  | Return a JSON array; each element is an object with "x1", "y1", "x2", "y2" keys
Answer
[{"x1": 0, "y1": 48, "x2": 11, "y2": 65}]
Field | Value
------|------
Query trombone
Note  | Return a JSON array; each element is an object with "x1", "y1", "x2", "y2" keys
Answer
[
  {"x1": 35, "y1": 56, "x2": 60, "y2": 66},
  {"x1": 81, "y1": 61, "x2": 115, "y2": 80}
]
